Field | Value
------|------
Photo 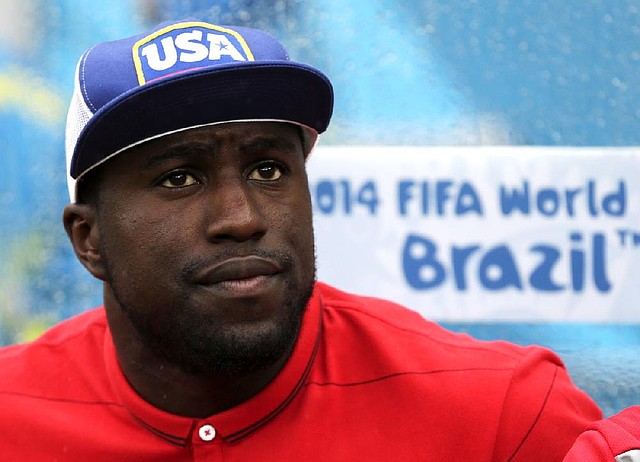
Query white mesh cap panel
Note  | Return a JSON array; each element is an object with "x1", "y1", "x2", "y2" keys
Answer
[{"x1": 65, "y1": 57, "x2": 95, "y2": 202}]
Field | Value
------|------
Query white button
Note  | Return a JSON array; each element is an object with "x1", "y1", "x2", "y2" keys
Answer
[{"x1": 198, "y1": 424, "x2": 216, "y2": 441}]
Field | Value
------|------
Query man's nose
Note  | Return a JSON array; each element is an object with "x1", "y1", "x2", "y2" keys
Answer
[{"x1": 204, "y1": 179, "x2": 267, "y2": 243}]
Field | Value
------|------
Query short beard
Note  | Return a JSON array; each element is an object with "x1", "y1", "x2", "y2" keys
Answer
[
  {"x1": 162, "y1": 277, "x2": 314, "y2": 376},
  {"x1": 103, "y1": 252, "x2": 315, "y2": 377}
]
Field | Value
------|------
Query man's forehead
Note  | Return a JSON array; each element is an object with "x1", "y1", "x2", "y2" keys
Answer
[
  {"x1": 142, "y1": 121, "x2": 302, "y2": 151},
  {"x1": 73, "y1": 120, "x2": 308, "y2": 200},
  {"x1": 117, "y1": 121, "x2": 305, "y2": 166}
]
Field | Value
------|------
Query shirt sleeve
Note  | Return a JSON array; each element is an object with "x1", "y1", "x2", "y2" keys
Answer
[
  {"x1": 491, "y1": 347, "x2": 603, "y2": 462},
  {"x1": 563, "y1": 407, "x2": 640, "y2": 462},
  {"x1": 562, "y1": 430, "x2": 614, "y2": 462}
]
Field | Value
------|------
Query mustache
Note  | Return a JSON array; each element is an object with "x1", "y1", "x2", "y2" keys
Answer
[{"x1": 181, "y1": 248, "x2": 295, "y2": 280}]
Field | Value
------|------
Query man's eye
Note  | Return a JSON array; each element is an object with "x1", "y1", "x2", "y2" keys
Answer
[
  {"x1": 160, "y1": 171, "x2": 199, "y2": 188},
  {"x1": 248, "y1": 164, "x2": 283, "y2": 181}
]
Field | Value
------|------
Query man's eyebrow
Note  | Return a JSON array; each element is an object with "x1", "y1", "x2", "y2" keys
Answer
[
  {"x1": 140, "y1": 145, "x2": 209, "y2": 170},
  {"x1": 238, "y1": 136, "x2": 299, "y2": 155}
]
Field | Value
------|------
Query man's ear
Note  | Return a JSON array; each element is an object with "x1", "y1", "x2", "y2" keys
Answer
[{"x1": 63, "y1": 203, "x2": 107, "y2": 281}]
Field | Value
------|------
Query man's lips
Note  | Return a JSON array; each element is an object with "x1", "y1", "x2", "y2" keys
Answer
[{"x1": 192, "y1": 256, "x2": 283, "y2": 286}]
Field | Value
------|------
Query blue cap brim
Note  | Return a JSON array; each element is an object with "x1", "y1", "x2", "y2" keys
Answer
[{"x1": 70, "y1": 61, "x2": 333, "y2": 178}]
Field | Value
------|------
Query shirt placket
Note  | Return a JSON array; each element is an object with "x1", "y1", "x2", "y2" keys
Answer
[{"x1": 192, "y1": 420, "x2": 224, "y2": 460}]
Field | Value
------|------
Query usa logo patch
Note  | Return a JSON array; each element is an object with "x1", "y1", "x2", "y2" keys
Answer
[{"x1": 132, "y1": 21, "x2": 255, "y2": 85}]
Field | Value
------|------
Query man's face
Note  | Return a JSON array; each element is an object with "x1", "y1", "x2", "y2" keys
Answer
[{"x1": 92, "y1": 122, "x2": 316, "y2": 375}]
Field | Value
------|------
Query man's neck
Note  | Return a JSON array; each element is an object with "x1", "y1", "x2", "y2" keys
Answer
[{"x1": 104, "y1": 298, "x2": 292, "y2": 417}]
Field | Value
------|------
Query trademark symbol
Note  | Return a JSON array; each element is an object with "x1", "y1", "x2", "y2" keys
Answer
[{"x1": 617, "y1": 229, "x2": 640, "y2": 248}]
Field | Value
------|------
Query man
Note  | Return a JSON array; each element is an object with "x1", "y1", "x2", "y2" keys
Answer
[
  {"x1": 0, "y1": 18, "x2": 601, "y2": 460},
  {"x1": 563, "y1": 407, "x2": 640, "y2": 461}
]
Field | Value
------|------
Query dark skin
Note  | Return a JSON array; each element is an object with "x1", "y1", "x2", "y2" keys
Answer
[{"x1": 63, "y1": 122, "x2": 316, "y2": 417}]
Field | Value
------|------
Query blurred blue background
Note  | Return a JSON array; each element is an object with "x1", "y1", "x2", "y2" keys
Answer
[{"x1": 1, "y1": 0, "x2": 639, "y2": 416}]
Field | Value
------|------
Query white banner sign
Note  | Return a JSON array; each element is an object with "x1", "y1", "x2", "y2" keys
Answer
[{"x1": 307, "y1": 146, "x2": 640, "y2": 322}]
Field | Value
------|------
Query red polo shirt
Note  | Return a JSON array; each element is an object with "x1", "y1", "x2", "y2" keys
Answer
[
  {"x1": 0, "y1": 282, "x2": 601, "y2": 461},
  {"x1": 563, "y1": 406, "x2": 640, "y2": 461}
]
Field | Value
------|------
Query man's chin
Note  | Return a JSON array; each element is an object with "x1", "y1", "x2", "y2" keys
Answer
[
  {"x1": 147, "y1": 282, "x2": 314, "y2": 376},
  {"x1": 164, "y1": 320, "x2": 301, "y2": 376}
]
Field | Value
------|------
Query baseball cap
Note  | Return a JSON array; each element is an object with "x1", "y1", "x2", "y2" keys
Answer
[{"x1": 65, "y1": 19, "x2": 334, "y2": 202}]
